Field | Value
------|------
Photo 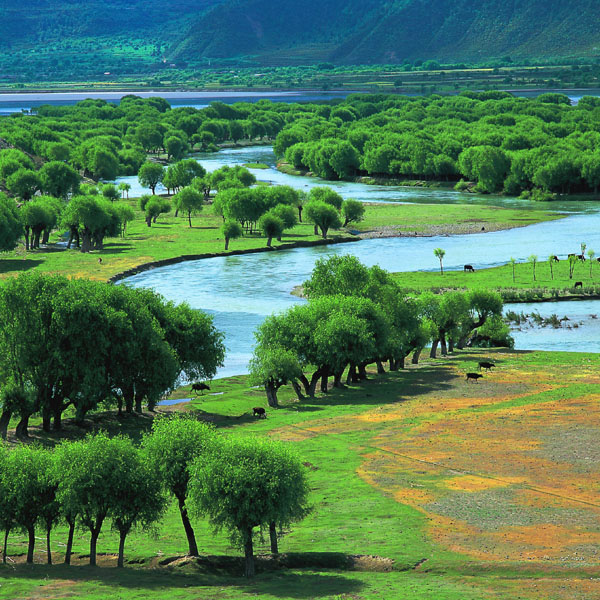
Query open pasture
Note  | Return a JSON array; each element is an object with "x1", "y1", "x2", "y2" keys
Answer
[{"x1": 1, "y1": 349, "x2": 599, "y2": 599}]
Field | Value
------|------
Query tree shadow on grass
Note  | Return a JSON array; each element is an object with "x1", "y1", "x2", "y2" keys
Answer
[
  {"x1": 297, "y1": 364, "x2": 457, "y2": 409},
  {"x1": 0, "y1": 258, "x2": 44, "y2": 274},
  {"x1": 0, "y1": 561, "x2": 365, "y2": 598},
  {"x1": 98, "y1": 243, "x2": 134, "y2": 255}
]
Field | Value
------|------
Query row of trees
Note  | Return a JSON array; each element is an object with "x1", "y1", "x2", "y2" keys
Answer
[
  {"x1": 0, "y1": 273, "x2": 225, "y2": 438},
  {"x1": 274, "y1": 91, "x2": 600, "y2": 195},
  {"x1": 0, "y1": 417, "x2": 309, "y2": 578},
  {"x1": 249, "y1": 256, "x2": 506, "y2": 406}
]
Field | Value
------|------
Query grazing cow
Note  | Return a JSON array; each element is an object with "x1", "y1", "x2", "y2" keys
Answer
[
  {"x1": 466, "y1": 372, "x2": 483, "y2": 383},
  {"x1": 551, "y1": 255, "x2": 559, "y2": 262},
  {"x1": 478, "y1": 361, "x2": 496, "y2": 372},
  {"x1": 464, "y1": 264, "x2": 475, "y2": 273},
  {"x1": 597, "y1": 257, "x2": 600, "y2": 263},
  {"x1": 577, "y1": 254, "x2": 586, "y2": 262},
  {"x1": 253, "y1": 407, "x2": 266, "y2": 419},
  {"x1": 574, "y1": 281, "x2": 583, "y2": 289},
  {"x1": 98, "y1": 257, "x2": 102, "y2": 264},
  {"x1": 191, "y1": 382, "x2": 210, "y2": 395}
]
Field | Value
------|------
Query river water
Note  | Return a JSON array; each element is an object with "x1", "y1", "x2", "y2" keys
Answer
[{"x1": 119, "y1": 146, "x2": 600, "y2": 377}]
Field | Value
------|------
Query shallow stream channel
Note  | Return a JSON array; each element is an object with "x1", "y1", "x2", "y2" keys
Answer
[{"x1": 119, "y1": 146, "x2": 600, "y2": 377}]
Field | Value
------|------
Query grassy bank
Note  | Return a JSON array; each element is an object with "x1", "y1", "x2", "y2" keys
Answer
[
  {"x1": 392, "y1": 259, "x2": 600, "y2": 301},
  {"x1": 354, "y1": 203, "x2": 562, "y2": 237},
  {"x1": 1, "y1": 348, "x2": 599, "y2": 599},
  {"x1": 0, "y1": 199, "x2": 560, "y2": 283}
]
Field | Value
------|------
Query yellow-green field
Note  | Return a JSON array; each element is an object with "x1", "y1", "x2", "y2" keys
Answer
[{"x1": 1, "y1": 349, "x2": 599, "y2": 599}]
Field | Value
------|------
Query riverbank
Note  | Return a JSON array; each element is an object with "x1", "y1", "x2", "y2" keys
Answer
[
  {"x1": 0, "y1": 199, "x2": 560, "y2": 283},
  {"x1": 392, "y1": 259, "x2": 600, "y2": 302}
]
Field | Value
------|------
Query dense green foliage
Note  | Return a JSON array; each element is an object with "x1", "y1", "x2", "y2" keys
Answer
[
  {"x1": 251, "y1": 256, "x2": 505, "y2": 406},
  {"x1": 0, "y1": 273, "x2": 224, "y2": 438},
  {"x1": 276, "y1": 91, "x2": 600, "y2": 195}
]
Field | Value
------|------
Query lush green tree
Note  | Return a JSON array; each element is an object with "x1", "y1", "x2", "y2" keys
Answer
[
  {"x1": 6, "y1": 168, "x2": 41, "y2": 201},
  {"x1": 341, "y1": 199, "x2": 365, "y2": 226},
  {"x1": 101, "y1": 183, "x2": 120, "y2": 202},
  {"x1": 308, "y1": 187, "x2": 343, "y2": 211},
  {"x1": 142, "y1": 416, "x2": 217, "y2": 557},
  {"x1": 174, "y1": 186, "x2": 204, "y2": 227},
  {"x1": 249, "y1": 346, "x2": 302, "y2": 407},
  {"x1": 39, "y1": 161, "x2": 79, "y2": 199},
  {"x1": 434, "y1": 248, "x2": 446, "y2": 274},
  {"x1": 138, "y1": 162, "x2": 164, "y2": 195},
  {"x1": 259, "y1": 213, "x2": 284, "y2": 246},
  {"x1": 2, "y1": 445, "x2": 52, "y2": 563},
  {"x1": 222, "y1": 219, "x2": 242, "y2": 250},
  {"x1": 304, "y1": 201, "x2": 341, "y2": 239},
  {"x1": 0, "y1": 443, "x2": 17, "y2": 562},
  {"x1": 55, "y1": 434, "x2": 132, "y2": 566},
  {"x1": 118, "y1": 182, "x2": 131, "y2": 199},
  {"x1": 189, "y1": 436, "x2": 310, "y2": 577},
  {"x1": 109, "y1": 438, "x2": 167, "y2": 567},
  {"x1": 0, "y1": 194, "x2": 23, "y2": 252}
]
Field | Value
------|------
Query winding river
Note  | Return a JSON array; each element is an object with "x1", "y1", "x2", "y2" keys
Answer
[{"x1": 119, "y1": 147, "x2": 600, "y2": 378}]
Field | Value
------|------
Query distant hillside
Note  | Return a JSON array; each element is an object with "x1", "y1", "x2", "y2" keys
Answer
[
  {"x1": 171, "y1": 0, "x2": 600, "y2": 64},
  {"x1": 0, "y1": 0, "x2": 598, "y2": 80}
]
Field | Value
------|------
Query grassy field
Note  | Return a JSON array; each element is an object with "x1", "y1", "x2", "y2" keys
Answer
[
  {"x1": 0, "y1": 199, "x2": 560, "y2": 282},
  {"x1": 1, "y1": 348, "x2": 599, "y2": 599},
  {"x1": 391, "y1": 259, "x2": 600, "y2": 300},
  {"x1": 354, "y1": 203, "x2": 562, "y2": 237}
]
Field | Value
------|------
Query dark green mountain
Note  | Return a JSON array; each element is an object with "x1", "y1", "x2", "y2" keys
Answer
[
  {"x1": 171, "y1": 0, "x2": 600, "y2": 64},
  {"x1": 1, "y1": 0, "x2": 598, "y2": 80}
]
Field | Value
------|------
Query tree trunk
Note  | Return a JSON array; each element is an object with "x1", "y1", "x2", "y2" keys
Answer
[
  {"x1": 320, "y1": 368, "x2": 329, "y2": 393},
  {"x1": 321, "y1": 227, "x2": 327, "y2": 239},
  {"x1": 440, "y1": 333, "x2": 448, "y2": 356},
  {"x1": 412, "y1": 349, "x2": 422, "y2": 364},
  {"x1": 81, "y1": 230, "x2": 92, "y2": 253},
  {"x1": 333, "y1": 369, "x2": 345, "y2": 388},
  {"x1": 291, "y1": 381, "x2": 305, "y2": 400},
  {"x1": 398, "y1": 356, "x2": 405, "y2": 369},
  {"x1": 269, "y1": 522, "x2": 278, "y2": 555},
  {"x1": 358, "y1": 364, "x2": 368, "y2": 380},
  {"x1": 188, "y1": 212, "x2": 193, "y2": 228},
  {"x1": 225, "y1": 238, "x2": 230, "y2": 250},
  {"x1": 3, "y1": 528, "x2": 9, "y2": 564},
  {"x1": 146, "y1": 216, "x2": 152, "y2": 227},
  {"x1": 135, "y1": 395, "x2": 143, "y2": 413},
  {"x1": 117, "y1": 530, "x2": 127, "y2": 568},
  {"x1": 244, "y1": 528, "x2": 255, "y2": 578},
  {"x1": 346, "y1": 363, "x2": 359, "y2": 384},
  {"x1": 313, "y1": 224, "x2": 318, "y2": 235},
  {"x1": 24, "y1": 228, "x2": 30, "y2": 251},
  {"x1": 42, "y1": 408, "x2": 52, "y2": 432},
  {"x1": 16, "y1": 414, "x2": 29, "y2": 438},
  {"x1": 448, "y1": 338, "x2": 454, "y2": 353},
  {"x1": 429, "y1": 339, "x2": 439, "y2": 359},
  {"x1": 266, "y1": 236, "x2": 272, "y2": 247},
  {"x1": 299, "y1": 370, "x2": 322, "y2": 397},
  {"x1": 53, "y1": 406, "x2": 62, "y2": 431},
  {"x1": 178, "y1": 496, "x2": 199, "y2": 556},
  {"x1": 124, "y1": 389, "x2": 134, "y2": 414},
  {"x1": 64, "y1": 521, "x2": 75, "y2": 565},
  {"x1": 46, "y1": 525, "x2": 52, "y2": 565},
  {"x1": 298, "y1": 206, "x2": 303, "y2": 222},
  {"x1": 89, "y1": 527, "x2": 100, "y2": 566},
  {"x1": 0, "y1": 409, "x2": 11, "y2": 440},
  {"x1": 26, "y1": 525, "x2": 35, "y2": 564},
  {"x1": 265, "y1": 384, "x2": 279, "y2": 408},
  {"x1": 376, "y1": 361, "x2": 385, "y2": 374}
]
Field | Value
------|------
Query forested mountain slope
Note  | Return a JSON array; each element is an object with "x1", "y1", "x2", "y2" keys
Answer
[
  {"x1": 173, "y1": 0, "x2": 600, "y2": 64},
  {"x1": 1, "y1": 0, "x2": 598, "y2": 77}
]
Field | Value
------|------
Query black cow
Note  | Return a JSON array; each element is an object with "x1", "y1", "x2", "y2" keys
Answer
[
  {"x1": 253, "y1": 407, "x2": 267, "y2": 419},
  {"x1": 578, "y1": 254, "x2": 586, "y2": 262},
  {"x1": 478, "y1": 361, "x2": 496, "y2": 372},
  {"x1": 574, "y1": 281, "x2": 583, "y2": 289},
  {"x1": 551, "y1": 255, "x2": 559, "y2": 263},
  {"x1": 464, "y1": 264, "x2": 475, "y2": 273},
  {"x1": 597, "y1": 257, "x2": 600, "y2": 263},
  {"x1": 192, "y1": 382, "x2": 210, "y2": 395},
  {"x1": 466, "y1": 372, "x2": 483, "y2": 383}
]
